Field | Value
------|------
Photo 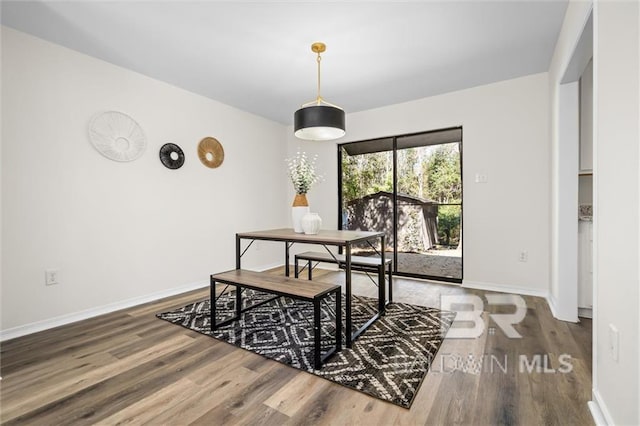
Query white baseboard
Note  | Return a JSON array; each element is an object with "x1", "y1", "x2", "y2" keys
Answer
[
  {"x1": 439, "y1": 278, "x2": 592, "y2": 328},
  {"x1": 253, "y1": 262, "x2": 286, "y2": 272},
  {"x1": 462, "y1": 280, "x2": 583, "y2": 324},
  {"x1": 0, "y1": 280, "x2": 211, "y2": 342},
  {"x1": 547, "y1": 293, "x2": 559, "y2": 317},
  {"x1": 462, "y1": 279, "x2": 549, "y2": 298},
  {"x1": 0, "y1": 262, "x2": 289, "y2": 342},
  {"x1": 578, "y1": 307, "x2": 593, "y2": 319},
  {"x1": 590, "y1": 388, "x2": 614, "y2": 425},
  {"x1": 546, "y1": 292, "x2": 579, "y2": 323}
]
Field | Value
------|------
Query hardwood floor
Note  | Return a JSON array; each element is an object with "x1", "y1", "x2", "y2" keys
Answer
[{"x1": 0, "y1": 269, "x2": 593, "y2": 425}]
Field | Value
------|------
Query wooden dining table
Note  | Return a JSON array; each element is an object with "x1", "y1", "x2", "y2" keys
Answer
[{"x1": 235, "y1": 228, "x2": 386, "y2": 348}]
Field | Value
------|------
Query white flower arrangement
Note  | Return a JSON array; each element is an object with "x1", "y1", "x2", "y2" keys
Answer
[{"x1": 286, "y1": 151, "x2": 322, "y2": 195}]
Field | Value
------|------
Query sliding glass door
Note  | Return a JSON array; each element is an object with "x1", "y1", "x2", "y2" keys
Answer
[
  {"x1": 339, "y1": 137, "x2": 394, "y2": 255},
  {"x1": 339, "y1": 128, "x2": 462, "y2": 283}
]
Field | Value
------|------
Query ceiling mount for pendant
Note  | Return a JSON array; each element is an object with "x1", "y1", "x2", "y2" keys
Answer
[
  {"x1": 311, "y1": 42, "x2": 326, "y2": 55},
  {"x1": 294, "y1": 42, "x2": 346, "y2": 141}
]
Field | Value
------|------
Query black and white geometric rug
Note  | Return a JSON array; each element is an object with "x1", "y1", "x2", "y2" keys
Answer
[{"x1": 157, "y1": 289, "x2": 455, "y2": 408}]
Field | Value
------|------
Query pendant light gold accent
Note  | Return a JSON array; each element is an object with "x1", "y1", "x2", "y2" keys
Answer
[{"x1": 294, "y1": 42, "x2": 346, "y2": 141}]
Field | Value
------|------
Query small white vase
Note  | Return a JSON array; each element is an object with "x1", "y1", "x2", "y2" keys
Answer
[
  {"x1": 301, "y1": 213, "x2": 322, "y2": 235},
  {"x1": 292, "y1": 206, "x2": 310, "y2": 233}
]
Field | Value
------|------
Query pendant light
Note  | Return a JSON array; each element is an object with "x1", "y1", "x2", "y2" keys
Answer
[{"x1": 294, "y1": 42, "x2": 346, "y2": 141}]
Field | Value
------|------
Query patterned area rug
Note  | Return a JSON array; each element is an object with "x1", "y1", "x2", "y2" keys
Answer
[{"x1": 157, "y1": 289, "x2": 455, "y2": 408}]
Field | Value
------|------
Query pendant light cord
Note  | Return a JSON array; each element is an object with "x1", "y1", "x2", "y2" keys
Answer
[
  {"x1": 316, "y1": 50, "x2": 322, "y2": 104},
  {"x1": 299, "y1": 42, "x2": 342, "y2": 110}
]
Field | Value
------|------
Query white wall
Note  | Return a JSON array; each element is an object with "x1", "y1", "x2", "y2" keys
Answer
[
  {"x1": 551, "y1": 1, "x2": 640, "y2": 424},
  {"x1": 547, "y1": 1, "x2": 593, "y2": 323},
  {"x1": 1, "y1": 27, "x2": 287, "y2": 337},
  {"x1": 556, "y1": 80, "x2": 580, "y2": 322},
  {"x1": 287, "y1": 73, "x2": 551, "y2": 296},
  {"x1": 592, "y1": 1, "x2": 640, "y2": 423}
]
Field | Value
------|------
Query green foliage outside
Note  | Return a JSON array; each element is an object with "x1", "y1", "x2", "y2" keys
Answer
[
  {"x1": 437, "y1": 205, "x2": 461, "y2": 247},
  {"x1": 341, "y1": 143, "x2": 462, "y2": 248},
  {"x1": 397, "y1": 147, "x2": 420, "y2": 197},
  {"x1": 342, "y1": 144, "x2": 461, "y2": 204},
  {"x1": 341, "y1": 151, "x2": 393, "y2": 203},
  {"x1": 422, "y1": 145, "x2": 461, "y2": 204}
]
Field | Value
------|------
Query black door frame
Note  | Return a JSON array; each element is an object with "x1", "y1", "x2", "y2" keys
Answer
[{"x1": 337, "y1": 126, "x2": 463, "y2": 284}]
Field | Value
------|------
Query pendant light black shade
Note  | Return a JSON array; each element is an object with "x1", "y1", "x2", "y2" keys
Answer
[
  {"x1": 294, "y1": 42, "x2": 346, "y2": 141},
  {"x1": 294, "y1": 105, "x2": 346, "y2": 141}
]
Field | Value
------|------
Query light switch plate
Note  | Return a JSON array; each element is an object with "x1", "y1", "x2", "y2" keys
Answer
[{"x1": 609, "y1": 324, "x2": 619, "y2": 362}]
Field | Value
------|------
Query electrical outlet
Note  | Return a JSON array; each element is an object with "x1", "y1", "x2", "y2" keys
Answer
[
  {"x1": 518, "y1": 251, "x2": 528, "y2": 262},
  {"x1": 45, "y1": 269, "x2": 59, "y2": 286},
  {"x1": 609, "y1": 324, "x2": 619, "y2": 362},
  {"x1": 475, "y1": 173, "x2": 488, "y2": 184}
]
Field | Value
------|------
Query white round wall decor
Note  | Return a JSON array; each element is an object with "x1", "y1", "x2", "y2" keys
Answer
[{"x1": 88, "y1": 111, "x2": 146, "y2": 162}]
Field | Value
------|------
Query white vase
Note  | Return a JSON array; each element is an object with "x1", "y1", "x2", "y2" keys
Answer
[
  {"x1": 301, "y1": 213, "x2": 322, "y2": 235},
  {"x1": 292, "y1": 206, "x2": 310, "y2": 233}
]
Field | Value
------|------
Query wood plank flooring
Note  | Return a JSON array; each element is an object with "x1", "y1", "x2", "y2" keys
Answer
[{"x1": 0, "y1": 269, "x2": 593, "y2": 425}]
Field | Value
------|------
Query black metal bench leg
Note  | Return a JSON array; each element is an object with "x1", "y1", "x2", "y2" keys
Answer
[
  {"x1": 235, "y1": 285, "x2": 242, "y2": 320},
  {"x1": 335, "y1": 290, "x2": 342, "y2": 351},
  {"x1": 388, "y1": 262, "x2": 393, "y2": 303},
  {"x1": 308, "y1": 260, "x2": 313, "y2": 280},
  {"x1": 294, "y1": 257, "x2": 299, "y2": 278},
  {"x1": 313, "y1": 298, "x2": 322, "y2": 369}
]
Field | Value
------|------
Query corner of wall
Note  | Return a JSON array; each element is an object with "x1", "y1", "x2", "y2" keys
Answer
[
  {"x1": 590, "y1": 388, "x2": 615, "y2": 425},
  {"x1": 546, "y1": 292, "x2": 579, "y2": 323}
]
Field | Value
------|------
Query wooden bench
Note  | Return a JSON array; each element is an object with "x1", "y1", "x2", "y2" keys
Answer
[
  {"x1": 209, "y1": 269, "x2": 342, "y2": 369},
  {"x1": 294, "y1": 251, "x2": 393, "y2": 306}
]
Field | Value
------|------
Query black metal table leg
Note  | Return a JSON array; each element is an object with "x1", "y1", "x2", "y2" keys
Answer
[
  {"x1": 235, "y1": 234, "x2": 241, "y2": 269},
  {"x1": 378, "y1": 261, "x2": 385, "y2": 315},
  {"x1": 380, "y1": 235, "x2": 386, "y2": 312},
  {"x1": 388, "y1": 261, "x2": 393, "y2": 303},
  {"x1": 285, "y1": 242, "x2": 290, "y2": 277},
  {"x1": 313, "y1": 298, "x2": 322, "y2": 369}
]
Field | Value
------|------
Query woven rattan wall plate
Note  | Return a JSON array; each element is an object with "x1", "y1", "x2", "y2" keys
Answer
[
  {"x1": 197, "y1": 137, "x2": 224, "y2": 168},
  {"x1": 88, "y1": 111, "x2": 146, "y2": 162},
  {"x1": 159, "y1": 143, "x2": 185, "y2": 169}
]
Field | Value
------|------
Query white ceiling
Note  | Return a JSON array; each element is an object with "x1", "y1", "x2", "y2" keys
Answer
[{"x1": 1, "y1": 1, "x2": 568, "y2": 125}]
